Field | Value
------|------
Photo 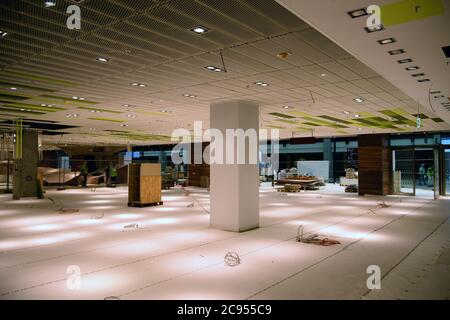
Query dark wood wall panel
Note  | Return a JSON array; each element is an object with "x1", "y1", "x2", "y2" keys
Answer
[{"x1": 358, "y1": 134, "x2": 392, "y2": 195}]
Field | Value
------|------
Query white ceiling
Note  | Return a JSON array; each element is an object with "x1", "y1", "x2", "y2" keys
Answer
[
  {"x1": 276, "y1": 0, "x2": 450, "y2": 124},
  {"x1": 0, "y1": 0, "x2": 448, "y2": 147}
]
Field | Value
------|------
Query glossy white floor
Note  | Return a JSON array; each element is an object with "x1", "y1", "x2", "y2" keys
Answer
[{"x1": 0, "y1": 184, "x2": 449, "y2": 300}]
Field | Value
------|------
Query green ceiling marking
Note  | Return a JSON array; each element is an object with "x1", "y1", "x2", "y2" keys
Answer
[
  {"x1": 0, "y1": 81, "x2": 55, "y2": 93},
  {"x1": 0, "y1": 92, "x2": 32, "y2": 101},
  {"x1": 0, "y1": 107, "x2": 45, "y2": 115},
  {"x1": 412, "y1": 113, "x2": 429, "y2": 119},
  {"x1": 302, "y1": 122, "x2": 321, "y2": 127},
  {"x1": 1, "y1": 103, "x2": 63, "y2": 112},
  {"x1": 1, "y1": 70, "x2": 76, "y2": 87},
  {"x1": 381, "y1": 0, "x2": 444, "y2": 26},
  {"x1": 301, "y1": 117, "x2": 349, "y2": 129},
  {"x1": 275, "y1": 119, "x2": 298, "y2": 124},
  {"x1": 379, "y1": 109, "x2": 416, "y2": 126},
  {"x1": 269, "y1": 112, "x2": 296, "y2": 119},
  {"x1": 88, "y1": 118, "x2": 125, "y2": 123},
  {"x1": 318, "y1": 115, "x2": 353, "y2": 125},
  {"x1": 41, "y1": 95, "x2": 98, "y2": 105},
  {"x1": 78, "y1": 106, "x2": 122, "y2": 114}
]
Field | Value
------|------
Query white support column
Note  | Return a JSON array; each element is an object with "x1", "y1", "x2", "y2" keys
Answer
[{"x1": 210, "y1": 100, "x2": 259, "y2": 232}]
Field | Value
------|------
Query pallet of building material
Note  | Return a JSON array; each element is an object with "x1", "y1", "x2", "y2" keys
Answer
[
  {"x1": 128, "y1": 201, "x2": 163, "y2": 208},
  {"x1": 278, "y1": 184, "x2": 301, "y2": 192},
  {"x1": 128, "y1": 163, "x2": 162, "y2": 207}
]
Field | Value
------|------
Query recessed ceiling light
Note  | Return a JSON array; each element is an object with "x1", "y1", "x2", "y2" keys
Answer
[
  {"x1": 347, "y1": 8, "x2": 368, "y2": 18},
  {"x1": 182, "y1": 94, "x2": 197, "y2": 98},
  {"x1": 354, "y1": 97, "x2": 365, "y2": 103},
  {"x1": 365, "y1": 24, "x2": 384, "y2": 33},
  {"x1": 44, "y1": 1, "x2": 56, "y2": 8},
  {"x1": 190, "y1": 25, "x2": 209, "y2": 34},
  {"x1": 377, "y1": 38, "x2": 396, "y2": 45},
  {"x1": 320, "y1": 73, "x2": 328, "y2": 77},
  {"x1": 130, "y1": 82, "x2": 146, "y2": 87},
  {"x1": 358, "y1": 127, "x2": 363, "y2": 130},
  {"x1": 283, "y1": 105, "x2": 291, "y2": 109},
  {"x1": 72, "y1": 96, "x2": 85, "y2": 100},
  {"x1": 89, "y1": 110, "x2": 100, "y2": 113},
  {"x1": 354, "y1": 114, "x2": 361, "y2": 118},
  {"x1": 10, "y1": 87, "x2": 17, "y2": 90},
  {"x1": 397, "y1": 58, "x2": 413, "y2": 64},
  {"x1": 205, "y1": 66, "x2": 224, "y2": 72},
  {"x1": 0, "y1": 30, "x2": 8, "y2": 38},
  {"x1": 411, "y1": 73, "x2": 425, "y2": 77},
  {"x1": 388, "y1": 49, "x2": 406, "y2": 55},
  {"x1": 89, "y1": 128, "x2": 96, "y2": 131},
  {"x1": 120, "y1": 124, "x2": 128, "y2": 127},
  {"x1": 127, "y1": 114, "x2": 136, "y2": 118},
  {"x1": 255, "y1": 81, "x2": 269, "y2": 87},
  {"x1": 66, "y1": 113, "x2": 79, "y2": 118},
  {"x1": 405, "y1": 66, "x2": 419, "y2": 71},
  {"x1": 96, "y1": 57, "x2": 110, "y2": 62},
  {"x1": 344, "y1": 111, "x2": 350, "y2": 115},
  {"x1": 418, "y1": 79, "x2": 430, "y2": 82}
]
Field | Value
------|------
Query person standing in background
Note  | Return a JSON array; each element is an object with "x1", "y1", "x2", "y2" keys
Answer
[
  {"x1": 418, "y1": 163, "x2": 426, "y2": 186},
  {"x1": 80, "y1": 161, "x2": 89, "y2": 187},
  {"x1": 426, "y1": 166, "x2": 434, "y2": 187}
]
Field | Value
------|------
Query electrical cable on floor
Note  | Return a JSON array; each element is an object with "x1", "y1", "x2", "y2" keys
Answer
[
  {"x1": 182, "y1": 187, "x2": 210, "y2": 214},
  {"x1": 224, "y1": 252, "x2": 241, "y2": 267}
]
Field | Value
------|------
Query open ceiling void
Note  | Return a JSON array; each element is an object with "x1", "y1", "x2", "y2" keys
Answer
[{"x1": 0, "y1": 0, "x2": 449, "y2": 147}]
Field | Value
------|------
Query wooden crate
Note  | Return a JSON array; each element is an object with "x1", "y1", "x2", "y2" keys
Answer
[{"x1": 128, "y1": 163, "x2": 163, "y2": 207}]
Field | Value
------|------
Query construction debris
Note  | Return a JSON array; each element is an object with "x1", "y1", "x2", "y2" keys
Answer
[
  {"x1": 123, "y1": 223, "x2": 139, "y2": 231},
  {"x1": 378, "y1": 201, "x2": 390, "y2": 208},
  {"x1": 91, "y1": 211, "x2": 104, "y2": 220},
  {"x1": 296, "y1": 225, "x2": 341, "y2": 246},
  {"x1": 224, "y1": 252, "x2": 241, "y2": 267}
]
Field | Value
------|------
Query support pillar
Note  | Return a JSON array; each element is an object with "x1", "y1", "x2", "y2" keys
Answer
[
  {"x1": 13, "y1": 131, "x2": 39, "y2": 199},
  {"x1": 210, "y1": 100, "x2": 259, "y2": 232},
  {"x1": 323, "y1": 138, "x2": 334, "y2": 183},
  {"x1": 358, "y1": 134, "x2": 392, "y2": 196}
]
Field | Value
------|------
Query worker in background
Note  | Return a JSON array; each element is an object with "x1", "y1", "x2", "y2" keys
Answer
[
  {"x1": 105, "y1": 163, "x2": 110, "y2": 187},
  {"x1": 110, "y1": 164, "x2": 118, "y2": 187},
  {"x1": 80, "y1": 161, "x2": 89, "y2": 187},
  {"x1": 426, "y1": 166, "x2": 434, "y2": 187},
  {"x1": 418, "y1": 163, "x2": 426, "y2": 186}
]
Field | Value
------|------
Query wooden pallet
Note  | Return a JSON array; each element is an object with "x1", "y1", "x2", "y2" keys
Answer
[{"x1": 128, "y1": 201, "x2": 163, "y2": 208}]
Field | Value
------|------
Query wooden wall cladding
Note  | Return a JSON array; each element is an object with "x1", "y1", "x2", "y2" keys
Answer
[
  {"x1": 188, "y1": 142, "x2": 210, "y2": 188},
  {"x1": 358, "y1": 134, "x2": 392, "y2": 196},
  {"x1": 188, "y1": 164, "x2": 210, "y2": 187}
]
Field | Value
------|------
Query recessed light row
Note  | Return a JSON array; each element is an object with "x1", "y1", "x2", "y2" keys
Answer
[
  {"x1": 354, "y1": 97, "x2": 365, "y2": 103},
  {"x1": 130, "y1": 82, "x2": 146, "y2": 87},
  {"x1": 255, "y1": 81, "x2": 269, "y2": 87},
  {"x1": 96, "y1": 57, "x2": 110, "y2": 62},
  {"x1": 182, "y1": 94, "x2": 197, "y2": 98},
  {"x1": 40, "y1": 104, "x2": 54, "y2": 107},
  {"x1": 66, "y1": 114, "x2": 79, "y2": 118},
  {"x1": 205, "y1": 65, "x2": 225, "y2": 72},
  {"x1": 72, "y1": 96, "x2": 85, "y2": 100}
]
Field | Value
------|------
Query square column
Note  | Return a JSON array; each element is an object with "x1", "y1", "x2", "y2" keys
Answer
[
  {"x1": 210, "y1": 100, "x2": 259, "y2": 232},
  {"x1": 13, "y1": 131, "x2": 39, "y2": 199}
]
